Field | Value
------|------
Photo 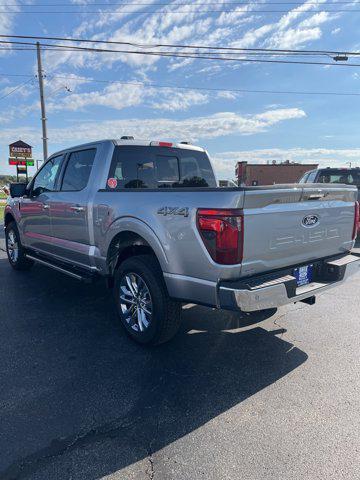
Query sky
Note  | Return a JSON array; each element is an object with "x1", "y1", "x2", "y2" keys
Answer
[{"x1": 1, "y1": 0, "x2": 360, "y2": 180}]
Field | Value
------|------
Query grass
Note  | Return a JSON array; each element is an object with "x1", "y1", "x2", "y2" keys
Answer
[
  {"x1": 0, "y1": 205, "x2": 5, "y2": 222},
  {"x1": 0, "y1": 192, "x2": 7, "y2": 199}
]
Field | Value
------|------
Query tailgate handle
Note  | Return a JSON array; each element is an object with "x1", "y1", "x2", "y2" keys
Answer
[{"x1": 307, "y1": 193, "x2": 326, "y2": 200}]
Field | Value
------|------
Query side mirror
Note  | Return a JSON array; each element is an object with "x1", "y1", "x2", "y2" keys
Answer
[{"x1": 9, "y1": 182, "x2": 27, "y2": 198}]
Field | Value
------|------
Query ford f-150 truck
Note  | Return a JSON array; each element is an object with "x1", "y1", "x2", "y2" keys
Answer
[
  {"x1": 4, "y1": 139, "x2": 360, "y2": 345},
  {"x1": 299, "y1": 167, "x2": 360, "y2": 202}
]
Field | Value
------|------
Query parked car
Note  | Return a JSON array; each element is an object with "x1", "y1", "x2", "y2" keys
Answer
[
  {"x1": 299, "y1": 167, "x2": 360, "y2": 201},
  {"x1": 4, "y1": 139, "x2": 360, "y2": 345}
]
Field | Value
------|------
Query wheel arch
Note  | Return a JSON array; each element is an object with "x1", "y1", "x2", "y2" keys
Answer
[{"x1": 106, "y1": 230, "x2": 166, "y2": 279}]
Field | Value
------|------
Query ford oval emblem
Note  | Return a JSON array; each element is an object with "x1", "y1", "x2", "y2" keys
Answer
[{"x1": 302, "y1": 214, "x2": 319, "y2": 227}]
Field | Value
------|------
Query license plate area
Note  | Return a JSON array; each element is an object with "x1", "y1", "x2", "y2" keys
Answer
[{"x1": 294, "y1": 264, "x2": 314, "y2": 286}]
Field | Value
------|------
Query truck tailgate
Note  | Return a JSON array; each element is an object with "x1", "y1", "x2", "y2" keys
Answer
[{"x1": 241, "y1": 184, "x2": 357, "y2": 277}]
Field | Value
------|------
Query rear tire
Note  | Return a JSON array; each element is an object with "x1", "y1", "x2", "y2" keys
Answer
[
  {"x1": 114, "y1": 255, "x2": 181, "y2": 345},
  {"x1": 5, "y1": 221, "x2": 33, "y2": 271}
]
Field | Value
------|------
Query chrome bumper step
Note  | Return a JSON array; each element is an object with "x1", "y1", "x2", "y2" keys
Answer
[{"x1": 219, "y1": 254, "x2": 360, "y2": 312}]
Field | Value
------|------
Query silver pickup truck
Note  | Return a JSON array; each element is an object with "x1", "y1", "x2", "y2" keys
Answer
[{"x1": 4, "y1": 139, "x2": 360, "y2": 345}]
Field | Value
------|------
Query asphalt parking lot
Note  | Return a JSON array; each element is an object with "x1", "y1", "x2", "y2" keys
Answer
[{"x1": 0, "y1": 228, "x2": 359, "y2": 480}]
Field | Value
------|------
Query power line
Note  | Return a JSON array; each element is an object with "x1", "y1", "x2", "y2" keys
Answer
[
  {"x1": 0, "y1": 8, "x2": 358, "y2": 13},
  {"x1": 1, "y1": 1, "x2": 359, "y2": 5},
  {"x1": 0, "y1": 77, "x2": 33, "y2": 101},
  {"x1": 2, "y1": 72, "x2": 360, "y2": 99},
  {"x1": 0, "y1": 34, "x2": 356, "y2": 57},
  {"x1": 2, "y1": 71, "x2": 360, "y2": 97},
  {"x1": 1, "y1": 40, "x2": 359, "y2": 67},
  {"x1": 0, "y1": 73, "x2": 33, "y2": 77},
  {"x1": 50, "y1": 75, "x2": 360, "y2": 97},
  {"x1": 0, "y1": 41, "x2": 338, "y2": 57}
]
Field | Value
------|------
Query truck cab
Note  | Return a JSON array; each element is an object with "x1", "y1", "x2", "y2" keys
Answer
[{"x1": 299, "y1": 167, "x2": 360, "y2": 201}]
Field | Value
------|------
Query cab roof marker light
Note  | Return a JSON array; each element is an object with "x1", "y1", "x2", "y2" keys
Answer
[{"x1": 150, "y1": 141, "x2": 173, "y2": 147}]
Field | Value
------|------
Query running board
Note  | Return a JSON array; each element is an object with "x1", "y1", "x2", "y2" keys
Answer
[{"x1": 26, "y1": 254, "x2": 95, "y2": 283}]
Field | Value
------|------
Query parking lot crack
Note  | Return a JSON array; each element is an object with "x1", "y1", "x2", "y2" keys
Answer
[
  {"x1": 272, "y1": 305, "x2": 307, "y2": 348},
  {"x1": 146, "y1": 450, "x2": 155, "y2": 480},
  {"x1": 145, "y1": 416, "x2": 161, "y2": 480}
]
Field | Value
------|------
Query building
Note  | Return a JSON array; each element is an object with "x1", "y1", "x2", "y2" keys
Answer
[{"x1": 235, "y1": 160, "x2": 319, "y2": 186}]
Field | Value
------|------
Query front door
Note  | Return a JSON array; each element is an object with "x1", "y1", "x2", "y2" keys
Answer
[{"x1": 19, "y1": 155, "x2": 64, "y2": 254}]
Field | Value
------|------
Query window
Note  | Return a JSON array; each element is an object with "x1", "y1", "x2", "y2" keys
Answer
[
  {"x1": 318, "y1": 170, "x2": 360, "y2": 186},
  {"x1": 32, "y1": 155, "x2": 63, "y2": 196},
  {"x1": 177, "y1": 153, "x2": 216, "y2": 187},
  {"x1": 156, "y1": 155, "x2": 180, "y2": 186},
  {"x1": 306, "y1": 171, "x2": 317, "y2": 183},
  {"x1": 107, "y1": 146, "x2": 217, "y2": 190},
  {"x1": 298, "y1": 172, "x2": 310, "y2": 184},
  {"x1": 108, "y1": 147, "x2": 155, "y2": 189},
  {"x1": 61, "y1": 149, "x2": 96, "y2": 191}
]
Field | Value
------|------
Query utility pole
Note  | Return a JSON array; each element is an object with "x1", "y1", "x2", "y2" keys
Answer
[{"x1": 36, "y1": 42, "x2": 48, "y2": 161}]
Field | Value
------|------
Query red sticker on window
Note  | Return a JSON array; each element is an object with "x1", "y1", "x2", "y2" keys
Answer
[{"x1": 107, "y1": 178, "x2": 118, "y2": 189}]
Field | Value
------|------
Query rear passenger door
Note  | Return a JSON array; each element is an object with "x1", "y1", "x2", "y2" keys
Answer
[{"x1": 46, "y1": 148, "x2": 97, "y2": 268}]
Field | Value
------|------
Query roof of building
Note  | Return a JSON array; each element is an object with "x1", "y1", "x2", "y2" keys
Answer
[{"x1": 9, "y1": 140, "x2": 32, "y2": 148}]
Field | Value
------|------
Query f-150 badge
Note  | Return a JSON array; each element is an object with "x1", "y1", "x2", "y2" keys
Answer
[{"x1": 157, "y1": 207, "x2": 189, "y2": 217}]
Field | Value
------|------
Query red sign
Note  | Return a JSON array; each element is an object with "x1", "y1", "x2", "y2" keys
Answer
[
  {"x1": 9, "y1": 159, "x2": 27, "y2": 166},
  {"x1": 8, "y1": 158, "x2": 34, "y2": 166}
]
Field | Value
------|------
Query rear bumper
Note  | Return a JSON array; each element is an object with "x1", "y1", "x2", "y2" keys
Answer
[{"x1": 219, "y1": 253, "x2": 360, "y2": 312}]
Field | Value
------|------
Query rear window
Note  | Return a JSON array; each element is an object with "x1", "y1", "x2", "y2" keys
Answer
[
  {"x1": 106, "y1": 146, "x2": 216, "y2": 189},
  {"x1": 317, "y1": 170, "x2": 360, "y2": 187}
]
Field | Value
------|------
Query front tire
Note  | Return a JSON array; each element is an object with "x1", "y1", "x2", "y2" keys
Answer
[
  {"x1": 5, "y1": 221, "x2": 33, "y2": 271},
  {"x1": 114, "y1": 255, "x2": 181, "y2": 345}
]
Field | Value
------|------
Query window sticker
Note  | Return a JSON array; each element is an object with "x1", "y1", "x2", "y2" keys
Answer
[{"x1": 107, "y1": 177, "x2": 118, "y2": 189}]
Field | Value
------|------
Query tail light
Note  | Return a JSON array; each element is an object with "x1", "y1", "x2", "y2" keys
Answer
[
  {"x1": 353, "y1": 201, "x2": 360, "y2": 240},
  {"x1": 197, "y1": 209, "x2": 244, "y2": 265}
]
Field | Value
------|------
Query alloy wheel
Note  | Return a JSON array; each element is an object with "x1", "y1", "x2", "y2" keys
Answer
[
  {"x1": 119, "y1": 272, "x2": 153, "y2": 332},
  {"x1": 7, "y1": 229, "x2": 19, "y2": 264}
]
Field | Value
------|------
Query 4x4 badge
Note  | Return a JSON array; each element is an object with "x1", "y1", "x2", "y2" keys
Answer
[{"x1": 158, "y1": 207, "x2": 189, "y2": 217}]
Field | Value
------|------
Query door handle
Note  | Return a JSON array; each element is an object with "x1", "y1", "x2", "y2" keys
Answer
[
  {"x1": 42, "y1": 204, "x2": 50, "y2": 210},
  {"x1": 70, "y1": 206, "x2": 85, "y2": 213}
]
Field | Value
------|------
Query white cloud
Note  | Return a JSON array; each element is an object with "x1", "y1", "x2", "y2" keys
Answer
[
  {"x1": 232, "y1": 24, "x2": 275, "y2": 49},
  {"x1": 254, "y1": 108, "x2": 306, "y2": 123},
  {"x1": 0, "y1": 1, "x2": 19, "y2": 57},
  {"x1": 264, "y1": 0, "x2": 333, "y2": 49},
  {"x1": 216, "y1": 6, "x2": 250, "y2": 27},
  {"x1": 47, "y1": 83, "x2": 146, "y2": 112},
  {"x1": 216, "y1": 91, "x2": 238, "y2": 100},
  {"x1": 331, "y1": 27, "x2": 341, "y2": 35},
  {"x1": 298, "y1": 12, "x2": 331, "y2": 29},
  {"x1": 148, "y1": 90, "x2": 209, "y2": 111},
  {"x1": 269, "y1": 27, "x2": 322, "y2": 49},
  {"x1": 0, "y1": 108, "x2": 306, "y2": 149},
  {"x1": 277, "y1": 0, "x2": 326, "y2": 31},
  {"x1": 46, "y1": 82, "x2": 211, "y2": 113}
]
